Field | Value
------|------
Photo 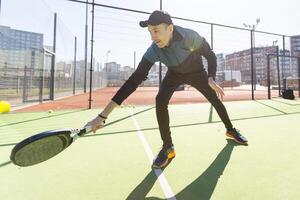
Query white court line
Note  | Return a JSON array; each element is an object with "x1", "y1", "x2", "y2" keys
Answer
[{"x1": 127, "y1": 108, "x2": 177, "y2": 200}]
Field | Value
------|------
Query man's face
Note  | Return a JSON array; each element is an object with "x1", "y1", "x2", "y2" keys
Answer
[{"x1": 148, "y1": 24, "x2": 173, "y2": 48}]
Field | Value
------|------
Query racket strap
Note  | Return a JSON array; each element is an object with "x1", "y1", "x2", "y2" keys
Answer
[{"x1": 98, "y1": 114, "x2": 107, "y2": 119}]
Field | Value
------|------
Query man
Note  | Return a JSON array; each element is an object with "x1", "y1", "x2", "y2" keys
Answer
[{"x1": 85, "y1": 10, "x2": 248, "y2": 169}]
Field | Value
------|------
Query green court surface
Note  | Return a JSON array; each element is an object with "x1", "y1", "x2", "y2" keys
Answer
[{"x1": 1, "y1": 99, "x2": 300, "y2": 200}]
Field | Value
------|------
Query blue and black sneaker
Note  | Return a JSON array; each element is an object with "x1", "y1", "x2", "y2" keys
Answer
[
  {"x1": 152, "y1": 146, "x2": 176, "y2": 169},
  {"x1": 226, "y1": 128, "x2": 248, "y2": 145}
]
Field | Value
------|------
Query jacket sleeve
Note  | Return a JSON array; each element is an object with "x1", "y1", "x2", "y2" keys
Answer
[
  {"x1": 111, "y1": 57, "x2": 153, "y2": 105},
  {"x1": 185, "y1": 30, "x2": 217, "y2": 79},
  {"x1": 197, "y1": 38, "x2": 217, "y2": 79}
]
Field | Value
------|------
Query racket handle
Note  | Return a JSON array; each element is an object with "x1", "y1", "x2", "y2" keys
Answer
[
  {"x1": 82, "y1": 121, "x2": 105, "y2": 135},
  {"x1": 84, "y1": 125, "x2": 92, "y2": 133},
  {"x1": 74, "y1": 125, "x2": 92, "y2": 139}
]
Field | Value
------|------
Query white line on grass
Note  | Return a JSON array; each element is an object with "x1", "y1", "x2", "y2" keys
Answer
[{"x1": 127, "y1": 108, "x2": 177, "y2": 200}]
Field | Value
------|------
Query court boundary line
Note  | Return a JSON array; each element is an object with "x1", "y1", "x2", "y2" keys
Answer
[
  {"x1": 254, "y1": 100, "x2": 287, "y2": 114},
  {"x1": 271, "y1": 99, "x2": 300, "y2": 106},
  {"x1": 0, "y1": 161, "x2": 12, "y2": 168},
  {"x1": 127, "y1": 108, "x2": 177, "y2": 200}
]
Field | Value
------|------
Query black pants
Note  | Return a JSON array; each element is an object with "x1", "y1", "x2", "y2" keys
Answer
[{"x1": 156, "y1": 70, "x2": 233, "y2": 148}]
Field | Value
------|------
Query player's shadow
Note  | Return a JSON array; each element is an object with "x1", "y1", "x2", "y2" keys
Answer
[{"x1": 126, "y1": 139, "x2": 246, "y2": 200}]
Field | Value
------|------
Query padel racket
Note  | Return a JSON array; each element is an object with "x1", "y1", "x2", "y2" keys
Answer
[{"x1": 10, "y1": 125, "x2": 92, "y2": 167}]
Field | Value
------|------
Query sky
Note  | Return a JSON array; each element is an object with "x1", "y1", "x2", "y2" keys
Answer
[{"x1": 1, "y1": 0, "x2": 299, "y2": 67}]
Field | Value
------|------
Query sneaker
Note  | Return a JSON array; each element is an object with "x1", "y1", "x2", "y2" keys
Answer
[
  {"x1": 152, "y1": 146, "x2": 176, "y2": 169},
  {"x1": 226, "y1": 128, "x2": 248, "y2": 145}
]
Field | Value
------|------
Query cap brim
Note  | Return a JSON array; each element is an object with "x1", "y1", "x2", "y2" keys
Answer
[{"x1": 139, "y1": 21, "x2": 148, "y2": 28}]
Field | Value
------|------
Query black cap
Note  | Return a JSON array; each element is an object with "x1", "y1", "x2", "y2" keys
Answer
[{"x1": 139, "y1": 10, "x2": 173, "y2": 28}]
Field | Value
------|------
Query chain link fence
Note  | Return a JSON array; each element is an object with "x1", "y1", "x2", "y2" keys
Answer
[{"x1": 1, "y1": 0, "x2": 299, "y2": 108}]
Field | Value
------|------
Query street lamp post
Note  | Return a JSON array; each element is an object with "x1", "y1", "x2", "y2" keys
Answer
[
  {"x1": 105, "y1": 50, "x2": 110, "y2": 72},
  {"x1": 243, "y1": 18, "x2": 260, "y2": 47}
]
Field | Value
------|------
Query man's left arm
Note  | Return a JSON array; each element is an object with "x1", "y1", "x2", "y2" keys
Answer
[
  {"x1": 197, "y1": 39, "x2": 217, "y2": 80},
  {"x1": 198, "y1": 39, "x2": 225, "y2": 99}
]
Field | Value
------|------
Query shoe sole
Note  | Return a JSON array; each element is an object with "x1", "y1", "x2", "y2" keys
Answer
[
  {"x1": 152, "y1": 152, "x2": 176, "y2": 169},
  {"x1": 226, "y1": 133, "x2": 248, "y2": 145}
]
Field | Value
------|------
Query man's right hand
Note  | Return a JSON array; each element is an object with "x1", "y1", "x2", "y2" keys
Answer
[
  {"x1": 85, "y1": 100, "x2": 118, "y2": 133},
  {"x1": 85, "y1": 115, "x2": 106, "y2": 133}
]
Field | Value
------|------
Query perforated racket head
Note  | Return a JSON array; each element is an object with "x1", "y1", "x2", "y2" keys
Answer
[{"x1": 10, "y1": 130, "x2": 73, "y2": 167}]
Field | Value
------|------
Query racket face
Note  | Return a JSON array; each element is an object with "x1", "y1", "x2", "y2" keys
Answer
[{"x1": 10, "y1": 131, "x2": 72, "y2": 167}]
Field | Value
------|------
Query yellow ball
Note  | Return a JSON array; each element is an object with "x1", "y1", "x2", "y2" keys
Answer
[{"x1": 0, "y1": 101, "x2": 11, "y2": 114}]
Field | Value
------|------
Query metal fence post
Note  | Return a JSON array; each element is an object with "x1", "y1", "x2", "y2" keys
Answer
[
  {"x1": 250, "y1": 30, "x2": 254, "y2": 100},
  {"x1": 276, "y1": 45, "x2": 281, "y2": 96},
  {"x1": 88, "y1": 0, "x2": 95, "y2": 109},
  {"x1": 22, "y1": 65, "x2": 27, "y2": 103},
  {"x1": 267, "y1": 55, "x2": 271, "y2": 99},
  {"x1": 73, "y1": 37, "x2": 77, "y2": 95},
  {"x1": 298, "y1": 57, "x2": 300, "y2": 98},
  {"x1": 211, "y1": 24, "x2": 214, "y2": 50},
  {"x1": 39, "y1": 68, "x2": 44, "y2": 103},
  {"x1": 282, "y1": 35, "x2": 286, "y2": 79},
  {"x1": 84, "y1": 0, "x2": 88, "y2": 93},
  {"x1": 50, "y1": 13, "x2": 57, "y2": 100},
  {"x1": 159, "y1": 0, "x2": 162, "y2": 87}
]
